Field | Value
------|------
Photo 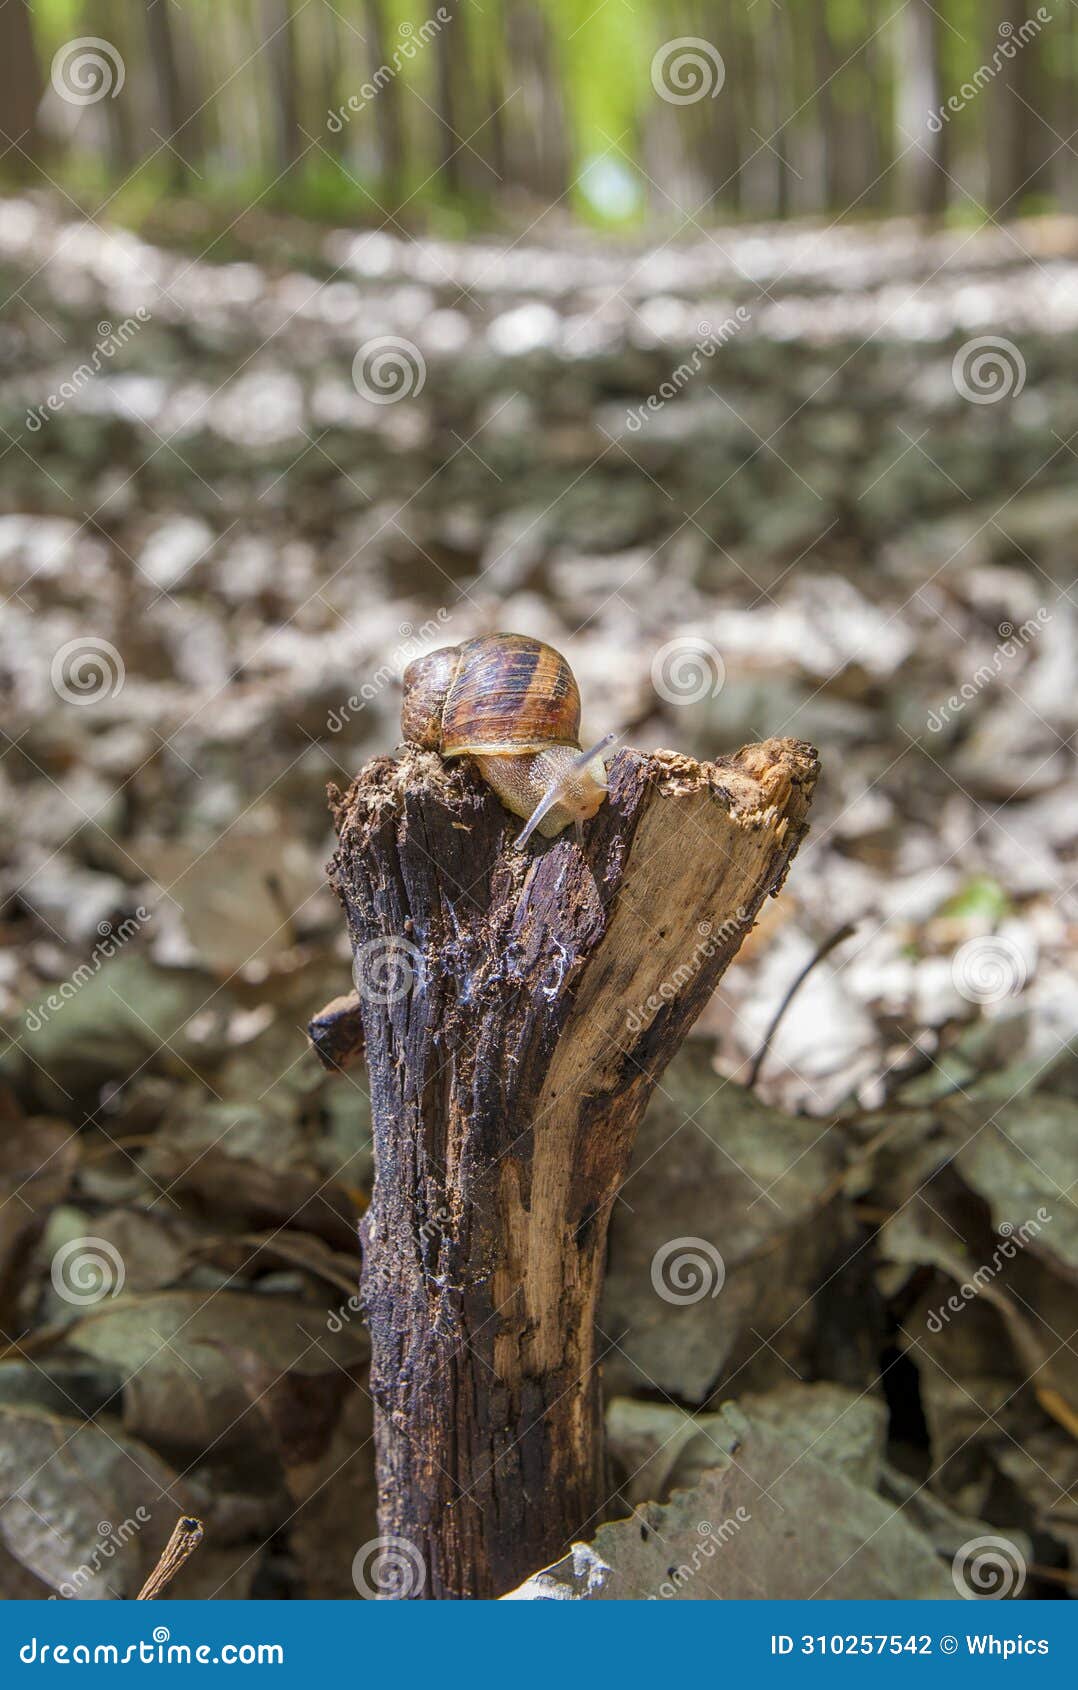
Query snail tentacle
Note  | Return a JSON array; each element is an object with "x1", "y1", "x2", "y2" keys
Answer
[{"x1": 513, "y1": 734, "x2": 616, "y2": 850}]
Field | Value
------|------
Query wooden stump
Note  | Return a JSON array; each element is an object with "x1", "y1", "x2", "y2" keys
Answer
[{"x1": 325, "y1": 739, "x2": 818, "y2": 1598}]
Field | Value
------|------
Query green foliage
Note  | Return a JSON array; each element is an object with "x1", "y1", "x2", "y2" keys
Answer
[
  {"x1": 8, "y1": 0, "x2": 1070, "y2": 232},
  {"x1": 939, "y1": 876, "x2": 1013, "y2": 924}
]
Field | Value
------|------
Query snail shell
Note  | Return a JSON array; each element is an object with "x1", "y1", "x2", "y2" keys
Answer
[
  {"x1": 401, "y1": 635, "x2": 609, "y2": 845},
  {"x1": 401, "y1": 635, "x2": 580, "y2": 756}
]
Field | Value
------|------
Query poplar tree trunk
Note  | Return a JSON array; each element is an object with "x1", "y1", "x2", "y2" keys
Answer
[
  {"x1": 895, "y1": 0, "x2": 948, "y2": 217},
  {"x1": 264, "y1": 0, "x2": 301, "y2": 174},
  {"x1": 145, "y1": 0, "x2": 202, "y2": 184},
  {"x1": 363, "y1": 0, "x2": 406, "y2": 197}
]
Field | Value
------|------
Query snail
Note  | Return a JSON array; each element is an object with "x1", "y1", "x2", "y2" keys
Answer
[{"x1": 401, "y1": 634, "x2": 615, "y2": 847}]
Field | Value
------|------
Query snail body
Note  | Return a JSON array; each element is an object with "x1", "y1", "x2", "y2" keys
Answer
[{"x1": 401, "y1": 635, "x2": 612, "y2": 845}]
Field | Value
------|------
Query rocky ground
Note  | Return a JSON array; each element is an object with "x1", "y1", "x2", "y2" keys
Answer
[{"x1": 0, "y1": 194, "x2": 1075, "y2": 1598}]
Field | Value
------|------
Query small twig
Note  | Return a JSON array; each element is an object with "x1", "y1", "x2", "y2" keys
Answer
[
  {"x1": 747, "y1": 920, "x2": 857, "y2": 1090},
  {"x1": 1026, "y1": 1561, "x2": 1078, "y2": 1593},
  {"x1": 136, "y1": 1516, "x2": 204, "y2": 1599}
]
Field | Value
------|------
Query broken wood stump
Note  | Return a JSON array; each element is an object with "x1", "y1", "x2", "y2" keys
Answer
[{"x1": 323, "y1": 738, "x2": 818, "y2": 1598}]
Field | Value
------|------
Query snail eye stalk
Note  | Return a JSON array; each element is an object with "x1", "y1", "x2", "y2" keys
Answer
[{"x1": 514, "y1": 734, "x2": 617, "y2": 850}]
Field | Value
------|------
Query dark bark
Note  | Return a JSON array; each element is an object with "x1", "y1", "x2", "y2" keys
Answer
[
  {"x1": 326, "y1": 738, "x2": 818, "y2": 1598},
  {"x1": 433, "y1": 13, "x2": 463, "y2": 196},
  {"x1": 503, "y1": 0, "x2": 570, "y2": 203},
  {"x1": 812, "y1": 0, "x2": 841, "y2": 211},
  {"x1": 362, "y1": 0, "x2": 406, "y2": 198},
  {"x1": 145, "y1": 0, "x2": 202, "y2": 185},
  {"x1": 0, "y1": 0, "x2": 42, "y2": 169},
  {"x1": 264, "y1": 0, "x2": 302, "y2": 175},
  {"x1": 102, "y1": 0, "x2": 142, "y2": 174},
  {"x1": 741, "y1": 5, "x2": 792, "y2": 219},
  {"x1": 855, "y1": 0, "x2": 887, "y2": 212},
  {"x1": 984, "y1": 0, "x2": 1046, "y2": 213},
  {"x1": 316, "y1": 2, "x2": 346, "y2": 158}
]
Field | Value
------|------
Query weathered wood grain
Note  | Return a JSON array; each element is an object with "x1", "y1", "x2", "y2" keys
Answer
[{"x1": 326, "y1": 738, "x2": 818, "y2": 1598}]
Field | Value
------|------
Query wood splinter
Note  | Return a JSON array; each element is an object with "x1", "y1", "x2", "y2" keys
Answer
[{"x1": 321, "y1": 687, "x2": 818, "y2": 1599}]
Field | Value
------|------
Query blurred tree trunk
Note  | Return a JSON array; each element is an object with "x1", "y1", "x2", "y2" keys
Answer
[
  {"x1": 1049, "y1": 4, "x2": 1077, "y2": 210},
  {"x1": 435, "y1": 19, "x2": 459, "y2": 193},
  {"x1": 0, "y1": 0, "x2": 41, "y2": 172},
  {"x1": 363, "y1": 0, "x2": 405, "y2": 201},
  {"x1": 435, "y1": 7, "x2": 493, "y2": 201},
  {"x1": 831, "y1": 13, "x2": 883, "y2": 212},
  {"x1": 783, "y1": 1, "x2": 823, "y2": 213},
  {"x1": 481, "y1": 44, "x2": 508, "y2": 190},
  {"x1": 984, "y1": 0, "x2": 1043, "y2": 213},
  {"x1": 755, "y1": 3, "x2": 793, "y2": 219},
  {"x1": 812, "y1": 0, "x2": 841, "y2": 211},
  {"x1": 316, "y1": 3, "x2": 345, "y2": 158},
  {"x1": 219, "y1": 2, "x2": 262, "y2": 179},
  {"x1": 433, "y1": 13, "x2": 466, "y2": 196},
  {"x1": 102, "y1": 0, "x2": 143, "y2": 174},
  {"x1": 265, "y1": 0, "x2": 302, "y2": 175},
  {"x1": 697, "y1": 0, "x2": 742, "y2": 214},
  {"x1": 504, "y1": 0, "x2": 569, "y2": 203},
  {"x1": 736, "y1": 14, "x2": 772, "y2": 219},
  {"x1": 856, "y1": 2, "x2": 887, "y2": 212},
  {"x1": 894, "y1": 0, "x2": 948, "y2": 217},
  {"x1": 145, "y1": 0, "x2": 203, "y2": 185}
]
